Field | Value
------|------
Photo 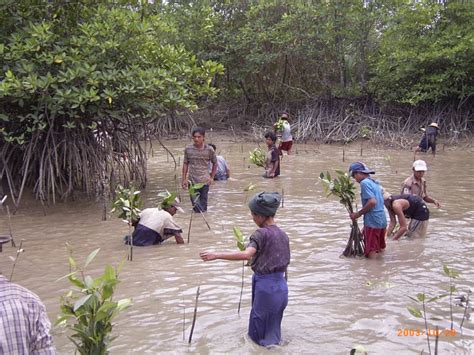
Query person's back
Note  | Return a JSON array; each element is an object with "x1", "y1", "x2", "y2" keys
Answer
[
  {"x1": 390, "y1": 194, "x2": 429, "y2": 221},
  {"x1": 0, "y1": 275, "x2": 57, "y2": 354},
  {"x1": 360, "y1": 178, "x2": 387, "y2": 229}
]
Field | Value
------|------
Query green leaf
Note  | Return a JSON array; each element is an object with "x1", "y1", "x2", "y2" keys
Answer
[
  {"x1": 84, "y1": 248, "x2": 100, "y2": 268},
  {"x1": 407, "y1": 306, "x2": 423, "y2": 318},
  {"x1": 73, "y1": 294, "x2": 93, "y2": 312},
  {"x1": 416, "y1": 293, "x2": 426, "y2": 302}
]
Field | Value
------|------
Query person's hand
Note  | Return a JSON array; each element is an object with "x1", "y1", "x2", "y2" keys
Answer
[
  {"x1": 200, "y1": 251, "x2": 216, "y2": 261},
  {"x1": 349, "y1": 212, "x2": 360, "y2": 221},
  {"x1": 268, "y1": 172, "x2": 275, "y2": 178},
  {"x1": 207, "y1": 177, "x2": 214, "y2": 186},
  {"x1": 433, "y1": 199, "x2": 441, "y2": 208},
  {"x1": 181, "y1": 180, "x2": 188, "y2": 190}
]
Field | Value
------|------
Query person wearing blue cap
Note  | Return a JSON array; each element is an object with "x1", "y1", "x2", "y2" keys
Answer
[
  {"x1": 348, "y1": 162, "x2": 387, "y2": 259},
  {"x1": 200, "y1": 192, "x2": 290, "y2": 346}
]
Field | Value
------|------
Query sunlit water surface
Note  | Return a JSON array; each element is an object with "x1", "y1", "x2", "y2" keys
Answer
[{"x1": 0, "y1": 138, "x2": 473, "y2": 354}]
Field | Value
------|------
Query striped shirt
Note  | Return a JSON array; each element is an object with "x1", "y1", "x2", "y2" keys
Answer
[
  {"x1": 0, "y1": 276, "x2": 57, "y2": 354},
  {"x1": 183, "y1": 144, "x2": 217, "y2": 184}
]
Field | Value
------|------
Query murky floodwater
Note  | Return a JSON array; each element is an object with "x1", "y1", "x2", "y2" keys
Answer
[{"x1": 1, "y1": 136, "x2": 473, "y2": 354}]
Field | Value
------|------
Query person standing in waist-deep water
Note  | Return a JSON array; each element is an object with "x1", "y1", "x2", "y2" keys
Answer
[
  {"x1": 182, "y1": 127, "x2": 217, "y2": 212},
  {"x1": 415, "y1": 122, "x2": 439, "y2": 156},
  {"x1": 348, "y1": 162, "x2": 387, "y2": 259},
  {"x1": 275, "y1": 112, "x2": 293, "y2": 155},
  {"x1": 401, "y1": 159, "x2": 441, "y2": 208},
  {"x1": 383, "y1": 192, "x2": 430, "y2": 240},
  {"x1": 200, "y1": 192, "x2": 290, "y2": 347},
  {"x1": 208, "y1": 144, "x2": 230, "y2": 181},
  {"x1": 263, "y1": 132, "x2": 280, "y2": 178}
]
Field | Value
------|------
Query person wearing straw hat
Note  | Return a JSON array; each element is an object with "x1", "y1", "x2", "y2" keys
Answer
[
  {"x1": 200, "y1": 192, "x2": 290, "y2": 346},
  {"x1": 401, "y1": 160, "x2": 441, "y2": 208},
  {"x1": 382, "y1": 190, "x2": 430, "y2": 240},
  {"x1": 348, "y1": 162, "x2": 387, "y2": 259},
  {"x1": 125, "y1": 198, "x2": 184, "y2": 246},
  {"x1": 416, "y1": 122, "x2": 439, "y2": 155}
]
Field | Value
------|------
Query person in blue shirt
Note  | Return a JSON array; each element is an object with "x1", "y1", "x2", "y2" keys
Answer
[{"x1": 348, "y1": 162, "x2": 387, "y2": 259}]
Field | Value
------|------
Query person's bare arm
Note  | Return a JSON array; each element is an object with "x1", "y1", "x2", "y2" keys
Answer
[
  {"x1": 200, "y1": 246, "x2": 256, "y2": 261},
  {"x1": 181, "y1": 162, "x2": 189, "y2": 189},
  {"x1": 350, "y1": 198, "x2": 376, "y2": 221},
  {"x1": 386, "y1": 209, "x2": 397, "y2": 237},
  {"x1": 392, "y1": 202, "x2": 408, "y2": 240},
  {"x1": 174, "y1": 233, "x2": 184, "y2": 244}
]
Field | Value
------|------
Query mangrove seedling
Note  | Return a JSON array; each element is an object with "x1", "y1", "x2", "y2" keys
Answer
[
  {"x1": 188, "y1": 181, "x2": 211, "y2": 230},
  {"x1": 56, "y1": 248, "x2": 132, "y2": 354},
  {"x1": 111, "y1": 185, "x2": 142, "y2": 261},
  {"x1": 319, "y1": 171, "x2": 364, "y2": 257},
  {"x1": 249, "y1": 148, "x2": 266, "y2": 168},
  {"x1": 158, "y1": 190, "x2": 178, "y2": 209},
  {"x1": 9, "y1": 239, "x2": 24, "y2": 282},
  {"x1": 233, "y1": 227, "x2": 248, "y2": 315}
]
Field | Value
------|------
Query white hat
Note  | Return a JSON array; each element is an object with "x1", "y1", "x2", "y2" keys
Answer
[
  {"x1": 428, "y1": 122, "x2": 439, "y2": 129},
  {"x1": 413, "y1": 160, "x2": 427, "y2": 171}
]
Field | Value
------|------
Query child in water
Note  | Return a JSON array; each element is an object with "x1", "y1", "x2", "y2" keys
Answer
[{"x1": 200, "y1": 192, "x2": 290, "y2": 346}]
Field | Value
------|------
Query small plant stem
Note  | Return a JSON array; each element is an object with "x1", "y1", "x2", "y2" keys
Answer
[
  {"x1": 6, "y1": 205, "x2": 16, "y2": 247},
  {"x1": 434, "y1": 326, "x2": 439, "y2": 355},
  {"x1": 187, "y1": 211, "x2": 194, "y2": 244},
  {"x1": 9, "y1": 239, "x2": 24, "y2": 281},
  {"x1": 449, "y1": 278, "x2": 454, "y2": 330},
  {"x1": 192, "y1": 196, "x2": 211, "y2": 231},
  {"x1": 238, "y1": 261, "x2": 244, "y2": 315},
  {"x1": 243, "y1": 157, "x2": 245, "y2": 168},
  {"x1": 423, "y1": 299, "x2": 431, "y2": 355},
  {"x1": 342, "y1": 148, "x2": 345, "y2": 162},
  {"x1": 360, "y1": 142, "x2": 363, "y2": 156},
  {"x1": 182, "y1": 297, "x2": 186, "y2": 341},
  {"x1": 128, "y1": 224, "x2": 133, "y2": 261},
  {"x1": 281, "y1": 188, "x2": 284, "y2": 208},
  {"x1": 188, "y1": 286, "x2": 200, "y2": 344}
]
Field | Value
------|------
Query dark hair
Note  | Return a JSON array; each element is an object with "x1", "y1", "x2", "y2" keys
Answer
[
  {"x1": 264, "y1": 131, "x2": 277, "y2": 142},
  {"x1": 192, "y1": 127, "x2": 205, "y2": 136},
  {"x1": 209, "y1": 143, "x2": 216, "y2": 151}
]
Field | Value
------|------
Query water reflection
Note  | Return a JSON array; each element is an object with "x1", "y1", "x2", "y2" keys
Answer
[{"x1": 0, "y1": 138, "x2": 473, "y2": 354}]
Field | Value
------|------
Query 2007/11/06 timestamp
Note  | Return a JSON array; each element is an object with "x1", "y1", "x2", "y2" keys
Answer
[{"x1": 397, "y1": 328, "x2": 457, "y2": 337}]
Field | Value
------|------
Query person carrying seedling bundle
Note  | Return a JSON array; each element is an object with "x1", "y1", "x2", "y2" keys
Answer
[
  {"x1": 274, "y1": 112, "x2": 293, "y2": 155},
  {"x1": 263, "y1": 132, "x2": 280, "y2": 178},
  {"x1": 125, "y1": 197, "x2": 184, "y2": 246},
  {"x1": 200, "y1": 192, "x2": 290, "y2": 347},
  {"x1": 349, "y1": 162, "x2": 387, "y2": 259},
  {"x1": 182, "y1": 127, "x2": 217, "y2": 212}
]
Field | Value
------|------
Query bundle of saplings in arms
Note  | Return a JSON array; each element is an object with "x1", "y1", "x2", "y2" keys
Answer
[
  {"x1": 319, "y1": 171, "x2": 365, "y2": 257},
  {"x1": 249, "y1": 148, "x2": 266, "y2": 168}
]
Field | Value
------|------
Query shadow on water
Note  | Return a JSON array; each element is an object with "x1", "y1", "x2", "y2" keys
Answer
[{"x1": 0, "y1": 138, "x2": 473, "y2": 354}]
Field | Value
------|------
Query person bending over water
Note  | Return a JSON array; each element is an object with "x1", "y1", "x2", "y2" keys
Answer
[
  {"x1": 200, "y1": 192, "x2": 290, "y2": 346},
  {"x1": 383, "y1": 192, "x2": 430, "y2": 240}
]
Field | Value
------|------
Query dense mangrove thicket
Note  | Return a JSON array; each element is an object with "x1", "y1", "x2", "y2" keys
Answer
[{"x1": 1, "y1": 0, "x2": 473, "y2": 206}]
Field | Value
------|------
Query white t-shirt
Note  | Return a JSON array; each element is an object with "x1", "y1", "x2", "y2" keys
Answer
[
  {"x1": 139, "y1": 208, "x2": 181, "y2": 236},
  {"x1": 281, "y1": 121, "x2": 292, "y2": 142}
]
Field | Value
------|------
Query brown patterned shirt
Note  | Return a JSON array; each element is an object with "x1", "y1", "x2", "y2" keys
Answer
[{"x1": 183, "y1": 144, "x2": 217, "y2": 184}]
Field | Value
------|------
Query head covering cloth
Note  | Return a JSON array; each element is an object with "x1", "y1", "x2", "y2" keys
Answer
[{"x1": 248, "y1": 192, "x2": 281, "y2": 217}]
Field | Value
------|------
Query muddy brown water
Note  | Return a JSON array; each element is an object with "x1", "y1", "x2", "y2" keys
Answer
[{"x1": 1, "y1": 138, "x2": 473, "y2": 354}]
